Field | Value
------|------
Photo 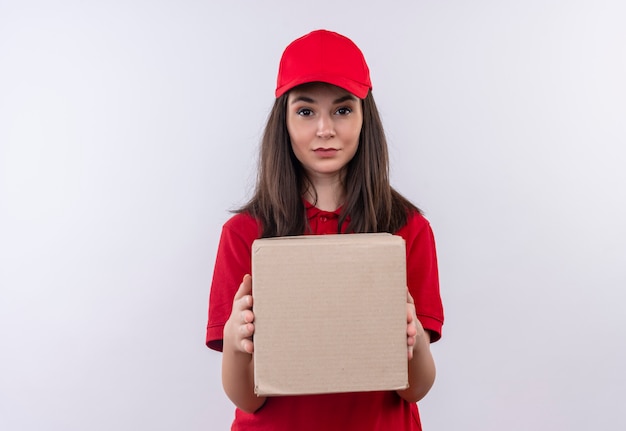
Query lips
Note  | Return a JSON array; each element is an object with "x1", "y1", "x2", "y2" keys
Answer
[{"x1": 313, "y1": 148, "x2": 339, "y2": 157}]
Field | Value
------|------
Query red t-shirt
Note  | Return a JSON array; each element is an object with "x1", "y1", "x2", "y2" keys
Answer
[{"x1": 207, "y1": 202, "x2": 444, "y2": 430}]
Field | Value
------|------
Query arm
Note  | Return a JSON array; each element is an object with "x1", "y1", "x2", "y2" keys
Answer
[
  {"x1": 396, "y1": 290, "x2": 436, "y2": 403},
  {"x1": 222, "y1": 274, "x2": 267, "y2": 413},
  {"x1": 394, "y1": 214, "x2": 443, "y2": 401}
]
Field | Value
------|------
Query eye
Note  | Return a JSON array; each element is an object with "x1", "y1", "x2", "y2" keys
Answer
[
  {"x1": 296, "y1": 108, "x2": 313, "y2": 116},
  {"x1": 336, "y1": 107, "x2": 352, "y2": 115}
]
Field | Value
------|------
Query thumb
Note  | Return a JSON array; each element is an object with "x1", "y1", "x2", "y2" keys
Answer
[
  {"x1": 233, "y1": 274, "x2": 252, "y2": 301},
  {"x1": 406, "y1": 288, "x2": 415, "y2": 304}
]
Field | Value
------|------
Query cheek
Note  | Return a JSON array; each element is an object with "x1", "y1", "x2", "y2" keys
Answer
[
  {"x1": 345, "y1": 120, "x2": 363, "y2": 145},
  {"x1": 286, "y1": 124, "x2": 299, "y2": 151},
  {"x1": 287, "y1": 129, "x2": 302, "y2": 151},
  {"x1": 287, "y1": 122, "x2": 313, "y2": 150}
]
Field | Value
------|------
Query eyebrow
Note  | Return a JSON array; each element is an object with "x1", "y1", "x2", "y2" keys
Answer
[{"x1": 290, "y1": 94, "x2": 359, "y2": 105}]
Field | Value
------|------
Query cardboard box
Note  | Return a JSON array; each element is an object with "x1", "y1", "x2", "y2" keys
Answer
[{"x1": 252, "y1": 233, "x2": 408, "y2": 396}]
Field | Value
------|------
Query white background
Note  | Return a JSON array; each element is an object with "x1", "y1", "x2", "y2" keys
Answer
[{"x1": 1, "y1": 1, "x2": 625, "y2": 430}]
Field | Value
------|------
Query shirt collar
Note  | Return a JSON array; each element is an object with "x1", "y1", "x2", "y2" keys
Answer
[{"x1": 303, "y1": 198, "x2": 344, "y2": 220}]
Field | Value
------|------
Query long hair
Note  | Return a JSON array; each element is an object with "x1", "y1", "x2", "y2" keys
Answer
[{"x1": 238, "y1": 90, "x2": 420, "y2": 237}]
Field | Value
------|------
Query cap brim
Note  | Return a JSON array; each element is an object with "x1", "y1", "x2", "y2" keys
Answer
[{"x1": 275, "y1": 74, "x2": 370, "y2": 99}]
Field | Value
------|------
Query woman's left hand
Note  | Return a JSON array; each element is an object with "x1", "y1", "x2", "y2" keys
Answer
[
  {"x1": 397, "y1": 289, "x2": 435, "y2": 402},
  {"x1": 406, "y1": 289, "x2": 426, "y2": 360}
]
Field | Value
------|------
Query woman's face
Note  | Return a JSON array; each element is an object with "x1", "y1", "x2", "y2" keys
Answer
[{"x1": 286, "y1": 83, "x2": 363, "y2": 182}]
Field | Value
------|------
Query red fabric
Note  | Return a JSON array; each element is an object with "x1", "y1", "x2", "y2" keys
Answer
[
  {"x1": 275, "y1": 29, "x2": 372, "y2": 98},
  {"x1": 206, "y1": 203, "x2": 444, "y2": 430}
]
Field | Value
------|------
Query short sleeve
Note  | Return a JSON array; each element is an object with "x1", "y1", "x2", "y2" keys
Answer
[{"x1": 206, "y1": 213, "x2": 260, "y2": 351}]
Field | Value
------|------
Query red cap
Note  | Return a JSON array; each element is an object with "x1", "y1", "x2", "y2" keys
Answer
[{"x1": 275, "y1": 29, "x2": 372, "y2": 99}]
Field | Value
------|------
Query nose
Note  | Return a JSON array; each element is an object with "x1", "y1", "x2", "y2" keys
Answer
[{"x1": 316, "y1": 114, "x2": 336, "y2": 139}]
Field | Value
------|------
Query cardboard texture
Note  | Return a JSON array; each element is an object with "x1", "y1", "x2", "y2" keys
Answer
[{"x1": 252, "y1": 233, "x2": 408, "y2": 396}]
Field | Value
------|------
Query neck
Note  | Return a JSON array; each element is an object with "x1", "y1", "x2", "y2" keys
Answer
[{"x1": 304, "y1": 173, "x2": 345, "y2": 212}]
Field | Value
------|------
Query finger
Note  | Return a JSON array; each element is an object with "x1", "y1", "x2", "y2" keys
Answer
[
  {"x1": 407, "y1": 320, "x2": 418, "y2": 338},
  {"x1": 241, "y1": 338, "x2": 254, "y2": 354},
  {"x1": 241, "y1": 309, "x2": 255, "y2": 324},
  {"x1": 239, "y1": 322, "x2": 255, "y2": 338},
  {"x1": 406, "y1": 305, "x2": 413, "y2": 324},
  {"x1": 407, "y1": 331, "x2": 415, "y2": 360},
  {"x1": 407, "y1": 303, "x2": 418, "y2": 360}
]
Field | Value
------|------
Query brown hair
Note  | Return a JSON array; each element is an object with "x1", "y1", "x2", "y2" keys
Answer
[{"x1": 238, "y1": 90, "x2": 420, "y2": 237}]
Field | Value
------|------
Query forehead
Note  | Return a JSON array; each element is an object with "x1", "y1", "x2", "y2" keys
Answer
[{"x1": 288, "y1": 82, "x2": 358, "y2": 101}]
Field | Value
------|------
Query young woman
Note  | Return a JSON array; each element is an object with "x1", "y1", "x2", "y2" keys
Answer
[{"x1": 206, "y1": 29, "x2": 444, "y2": 430}]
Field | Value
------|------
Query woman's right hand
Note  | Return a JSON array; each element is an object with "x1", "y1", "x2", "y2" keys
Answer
[
  {"x1": 221, "y1": 274, "x2": 265, "y2": 412},
  {"x1": 224, "y1": 274, "x2": 255, "y2": 354}
]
